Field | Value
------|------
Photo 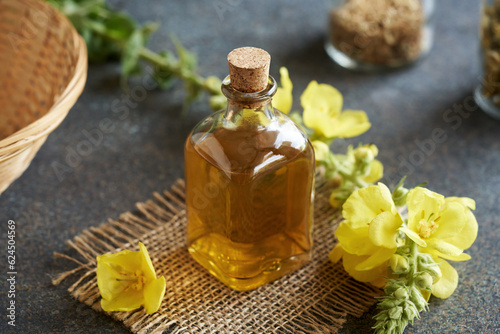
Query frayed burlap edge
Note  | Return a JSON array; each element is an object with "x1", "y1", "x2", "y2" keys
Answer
[{"x1": 53, "y1": 178, "x2": 381, "y2": 334}]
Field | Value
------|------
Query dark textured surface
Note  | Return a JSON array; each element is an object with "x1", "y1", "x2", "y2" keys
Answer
[{"x1": 0, "y1": 0, "x2": 499, "y2": 333}]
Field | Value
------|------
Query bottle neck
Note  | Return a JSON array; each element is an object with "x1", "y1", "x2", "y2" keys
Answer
[{"x1": 221, "y1": 75, "x2": 277, "y2": 123}]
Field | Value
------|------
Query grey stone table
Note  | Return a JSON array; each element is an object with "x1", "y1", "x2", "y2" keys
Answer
[{"x1": 1, "y1": 0, "x2": 499, "y2": 333}]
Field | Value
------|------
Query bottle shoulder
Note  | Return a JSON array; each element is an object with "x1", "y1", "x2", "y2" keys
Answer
[{"x1": 187, "y1": 110, "x2": 314, "y2": 178}]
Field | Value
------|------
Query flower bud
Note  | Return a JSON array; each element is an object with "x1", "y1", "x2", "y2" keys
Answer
[
  {"x1": 428, "y1": 265, "x2": 442, "y2": 284},
  {"x1": 390, "y1": 254, "x2": 409, "y2": 274},
  {"x1": 354, "y1": 145, "x2": 376, "y2": 163},
  {"x1": 386, "y1": 320, "x2": 397, "y2": 332},
  {"x1": 389, "y1": 306, "x2": 403, "y2": 320},
  {"x1": 311, "y1": 140, "x2": 330, "y2": 162},
  {"x1": 418, "y1": 253, "x2": 434, "y2": 265},
  {"x1": 392, "y1": 186, "x2": 409, "y2": 207},
  {"x1": 394, "y1": 287, "x2": 409, "y2": 300},
  {"x1": 209, "y1": 95, "x2": 227, "y2": 111},
  {"x1": 403, "y1": 302, "x2": 420, "y2": 321},
  {"x1": 410, "y1": 286, "x2": 428, "y2": 311},
  {"x1": 415, "y1": 272, "x2": 433, "y2": 290},
  {"x1": 204, "y1": 76, "x2": 222, "y2": 93},
  {"x1": 329, "y1": 188, "x2": 349, "y2": 209}
]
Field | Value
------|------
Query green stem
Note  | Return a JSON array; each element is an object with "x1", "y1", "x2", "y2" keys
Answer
[
  {"x1": 138, "y1": 47, "x2": 220, "y2": 95},
  {"x1": 83, "y1": 17, "x2": 220, "y2": 96},
  {"x1": 407, "y1": 238, "x2": 419, "y2": 285},
  {"x1": 339, "y1": 169, "x2": 369, "y2": 188}
]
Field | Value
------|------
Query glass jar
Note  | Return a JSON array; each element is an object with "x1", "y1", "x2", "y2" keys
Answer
[
  {"x1": 325, "y1": 0, "x2": 435, "y2": 71},
  {"x1": 184, "y1": 48, "x2": 315, "y2": 291},
  {"x1": 474, "y1": 0, "x2": 500, "y2": 120}
]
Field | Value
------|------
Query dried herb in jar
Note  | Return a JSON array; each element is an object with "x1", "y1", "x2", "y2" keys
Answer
[
  {"x1": 480, "y1": 0, "x2": 500, "y2": 106},
  {"x1": 329, "y1": 0, "x2": 425, "y2": 66}
]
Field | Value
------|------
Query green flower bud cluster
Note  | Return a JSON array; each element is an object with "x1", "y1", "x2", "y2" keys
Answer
[
  {"x1": 373, "y1": 239, "x2": 435, "y2": 334},
  {"x1": 373, "y1": 279, "x2": 424, "y2": 334},
  {"x1": 319, "y1": 143, "x2": 383, "y2": 209}
]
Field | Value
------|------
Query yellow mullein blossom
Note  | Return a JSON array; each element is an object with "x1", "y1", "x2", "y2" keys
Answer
[
  {"x1": 330, "y1": 244, "x2": 388, "y2": 287},
  {"x1": 352, "y1": 144, "x2": 383, "y2": 184},
  {"x1": 273, "y1": 67, "x2": 293, "y2": 114},
  {"x1": 301, "y1": 81, "x2": 371, "y2": 139},
  {"x1": 331, "y1": 183, "x2": 404, "y2": 285},
  {"x1": 96, "y1": 242, "x2": 166, "y2": 314},
  {"x1": 311, "y1": 140, "x2": 330, "y2": 162},
  {"x1": 363, "y1": 159, "x2": 384, "y2": 184},
  {"x1": 400, "y1": 188, "x2": 478, "y2": 298}
]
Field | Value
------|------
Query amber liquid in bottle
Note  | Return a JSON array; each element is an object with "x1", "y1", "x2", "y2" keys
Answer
[{"x1": 185, "y1": 105, "x2": 315, "y2": 291}]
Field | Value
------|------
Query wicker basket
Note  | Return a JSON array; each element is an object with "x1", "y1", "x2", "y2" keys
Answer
[{"x1": 0, "y1": 0, "x2": 87, "y2": 195}]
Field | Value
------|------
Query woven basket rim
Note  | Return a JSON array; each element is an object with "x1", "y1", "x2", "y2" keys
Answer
[{"x1": 0, "y1": 0, "x2": 88, "y2": 155}]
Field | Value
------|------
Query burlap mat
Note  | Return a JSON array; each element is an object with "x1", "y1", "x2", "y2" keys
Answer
[{"x1": 53, "y1": 179, "x2": 380, "y2": 333}]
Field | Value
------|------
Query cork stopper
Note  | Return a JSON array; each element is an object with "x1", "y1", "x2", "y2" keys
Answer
[{"x1": 227, "y1": 47, "x2": 271, "y2": 93}]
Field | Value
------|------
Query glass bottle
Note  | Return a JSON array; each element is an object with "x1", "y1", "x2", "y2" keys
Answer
[
  {"x1": 325, "y1": 0, "x2": 435, "y2": 71},
  {"x1": 475, "y1": 0, "x2": 500, "y2": 120},
  {"x1": 184, "y1": 47, "x2": 315, "y2": 291}
]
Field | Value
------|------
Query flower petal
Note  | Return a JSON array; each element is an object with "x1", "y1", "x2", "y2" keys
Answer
[
  {"x1": 342, "y1": 183, "x2": 396, "y2": 228},
  {"x1": 399, "y1": 227, "x2": 427, "y2": 247},
  {"x1": 302, "y1": 81, "x2": 344, "y2": 138},
  {"x1": 327, "y1": 110, "x2": 371, "y2": 138},
  {"x1": 96, "y1": 251, "x2": 142, "y2": 300},
  {"x1": 420, "y1": 289, "x2": 431, "y2": 302},
  {"x1": 425, "y1": 249, "x2": 472, "y2": 262},
  {"x1": 273, "y1": 67, "x2": 293, "y2": 115},
  {"x1": 98, "y1": 250, "x2": 141, "y2": 272},
  {"x1": 274, "y1": 88, "x2": 293, "y2": 114},
  {"x1": 441, "y1": 204, "x2": 478, "y2": 251},
  {"x1": 143, "y1": 276, "x2": 166, "y2": 314},
  {"x1": 96, "y1": 260, "x2": 123, "y2": 301},
  {"x1": 311, "y1": 140, "x2": 330, "y2": 162},
  {"x1": 430, "y1": 202, "x2": 466, "y2": 240},
  {"x1": 407, "y1": 187, "x2": 445, "y2": 233},
  {"x1": 342, "y1": 251, "x2": 388, "y2": 284},
  {"x1": 369, "y1": 211, "x2": 403, "y2": 248},
  {"x1": 426, "y1": 239, "x2": 463, "y2": 257},
  {"x1": 329, "y1": 244, "x2": 344, "y2": 263},
  {"x1": 362, "y1": 159, "x2": 383, "y2": 184},
  {"x1": 101, "y1": 289, "x2": 144, "y2": 312},
  {"x1": 139, "y1": 242, "x2": 157, "y2": 281},
  {"x1": 355, "y1": 246, "x2": 395, "y2": 271},
  {"x1": 335, "y1": 222, "x2": 377, "y2": 255},
  {"x1": 445, "y1": 197, "x2": 476, "y2": 210},
  {"x1": 279, "y1": 66, "x2": 293, "y2": 91},
  {"x1": 431, "y1": 258, "x2": 458, "y2": 299},
  {"x1": 301, "y1": 81, "x2": 343, "y2": 117}
]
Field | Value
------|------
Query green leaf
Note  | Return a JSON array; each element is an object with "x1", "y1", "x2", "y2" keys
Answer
[
  {"x1": 172, "y1": 35, "x2": 197, "y2": 71},
  {"x1": 141, "y1": 22, "x2": 160, "y2": 41},
  {"x1": 104, "y1": 13, "x2": 137, "y2": 40},
  {"x1": 122, "y1": 29, "x2": 144, "y2": 77}
]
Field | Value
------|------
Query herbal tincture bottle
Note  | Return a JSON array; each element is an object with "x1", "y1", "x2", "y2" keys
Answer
[{"x1": 184, "y1": 47, "x2": 315, "y2": 291}]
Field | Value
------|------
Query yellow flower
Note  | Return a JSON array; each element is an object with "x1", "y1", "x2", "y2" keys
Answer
[
  {"x1": 363, "y1": 159, "x2": 384, "y2": 184},
  {"x1": 401, "y1": 188, "x2": 478, "y2": 260},
  {"x1": 352, "y1": 144, "x2": 383, "y2": 184},
  {"x1": 273, "y1": 67, "x2": 293, "y2": 114},
  {"x1": 96, "y1": 242, "x2": 166, "y2": 314},
  {"x1": 301, "y1": 81, "x2": 371, "y2": 138},
  {"x1": 329, "y1": 245, "x2": 388, "y2": 287},
  {"x1": 332, "y1": 183, "x2": 404, "y2": 285},
  {"x1": 400, "y1": 188, "x2": 478, "y2": 298},
  {"x1": 311, "y1": 140, "x2": 330, "y2": 162}
]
